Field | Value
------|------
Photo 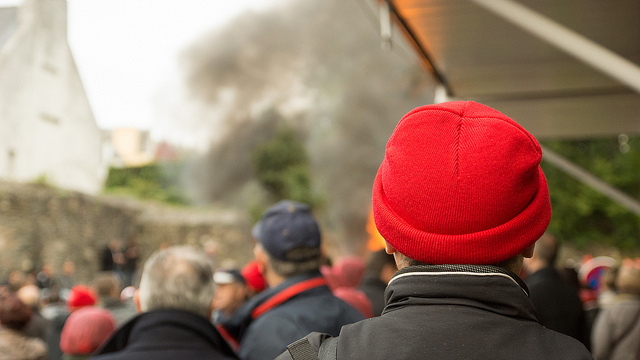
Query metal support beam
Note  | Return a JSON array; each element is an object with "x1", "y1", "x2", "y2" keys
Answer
[
  {"x1": 470, "y1": 0, "x2": 640, "y2": 95},
  {"x1": 379, "y1": 0, "x2": 392, "y2": 50},
  {"x1": 541, "y1": 145, "x2": 640, "y2": 217}
]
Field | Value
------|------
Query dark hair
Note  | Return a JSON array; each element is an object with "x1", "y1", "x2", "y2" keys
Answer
[{"x1": 0, "y1": 293, "x2": 32, "y2": 330}]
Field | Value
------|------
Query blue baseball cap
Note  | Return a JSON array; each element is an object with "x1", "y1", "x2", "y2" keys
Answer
[{"x1": 252, "y1": 200, "x2": 321, "y2": 262}]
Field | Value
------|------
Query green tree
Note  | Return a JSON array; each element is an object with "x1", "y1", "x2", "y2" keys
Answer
[
  {"x1": 252, "y1": 127, "x2": 320, "y2": 208},
  {"x1": 541, "y1": 137, "x2": 640, "y2": 250},
  {"x1": 104, "y1": 162, "x2": 189, "y2": 205}
]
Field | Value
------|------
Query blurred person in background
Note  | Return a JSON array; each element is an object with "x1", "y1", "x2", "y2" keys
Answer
[
  {"x1": 40, "y1": 285, "x2": 69, "y2": 360},
  {"x1": 123, "y1": 238, "x2": 139, "y2": 288},
  {"x1": 321, "y1": 256, "x2": 374, "y2": 318},
  {"x1": 17, "y1": 284, "x2": 49, "y2": 341},
  {"x1": 90, "y1": 246, "x2": 239, "y2": 360},
  {"x1": 240, "y1": 260, "x2": 267, "y2": 299},
  {"x1": 0, "y1": 292, "x2": 48, "y2": 360},
  {"x1": 57, "y1": 261, "x2": 77, "y2": 292},
  {"x1": 524, "y1": 233, "x2": 589, "y2": 348},
  {"x1": 220, "y1": 200, "x2": 363, "y2": 360},
  {"x1": 358, "y1": 249, "x2": 396, "y2": 316},
  {"x1": 212, "y1": 269, "x2": 248, "y2": 324},
  {"x1": 598, "y1": 266, "x2": 620, "y2": 308},
  {"x1": 60, "y1": 307, "x2": 115, "y2": 360},
  {"x1": 100, "y1": 239, "x2": 125, "y2": 282},
  {"x1": 36, "y1": 264, "x2": 55, "y2": 290},
  {"x1": 66, "y1": 285, "x2": 97, "y2": 313},
  {"x1": 591, "y1": 266, "x2": 640, "y2": 360},
  {"x1": 92, "y1": 272, "x2": 137, "y2": 326}
]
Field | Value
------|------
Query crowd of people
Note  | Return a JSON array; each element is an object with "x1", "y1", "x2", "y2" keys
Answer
[{"x1": 1, "y1": 101, "x2": 640, "y2": 359}]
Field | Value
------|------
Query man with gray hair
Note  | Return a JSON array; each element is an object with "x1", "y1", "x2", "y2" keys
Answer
[{"x1": 91, "y1": 246, "x2": 239, "y2": 360}]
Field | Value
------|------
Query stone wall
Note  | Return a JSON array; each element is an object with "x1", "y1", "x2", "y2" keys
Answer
[{"x1": 0, "y1": 181, "x2": 253, "y2": 284}]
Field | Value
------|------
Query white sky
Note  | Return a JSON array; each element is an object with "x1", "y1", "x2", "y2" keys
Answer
[{"x1": 0, "y1": 0, "x2": 282, "y2": 134}]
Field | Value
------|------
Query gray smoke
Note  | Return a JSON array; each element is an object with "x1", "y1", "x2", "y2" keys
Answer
[{"x1": 182, "y1": 0, "x2": 434, "y2": 254}]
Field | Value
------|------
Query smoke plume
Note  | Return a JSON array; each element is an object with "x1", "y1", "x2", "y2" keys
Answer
[{"x1": 181, "y1": 0, "x2": 435, "y2": 254}]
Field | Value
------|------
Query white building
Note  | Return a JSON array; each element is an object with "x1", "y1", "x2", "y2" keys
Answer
[{"x1": 0, "y1": 0, "x2": 103, "y2": 193}]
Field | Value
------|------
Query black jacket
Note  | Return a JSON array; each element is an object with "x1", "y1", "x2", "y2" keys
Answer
[
  {"x1": 221, "y1": 271, "x2": 364, "y2": 360},
  {"x1": 277, "y1": 265, "x2": 593, "y2": 360},
  {"x1": 90, "y1": 309, "x2": 239, "y2": 360},
  {"x1": 525, "y1": 266, "x2": 590, "y2": 347}
]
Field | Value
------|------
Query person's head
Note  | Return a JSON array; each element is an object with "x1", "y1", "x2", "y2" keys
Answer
[
  {"x1": 67, "y1": 285, "x2": 97, "y2": 312},
  {"x1": 321, "y1": 256, "x2": 366, "y2": 290},
  {"x1": 372, "y1": 101, "x2": 550, "y2": 273},
  {"x1": 62, "y1": 260, "x2": 75, "y2": 276},
  {"x1": 252, "y1": 200, "x2": 322, "y2": 284},
  {"x1": 60, "y1": 307, "x2": 115, "y2": 355},
  {"x1": 92, "y1": 272, "x2": 122, "y2": 300},
  {"x1": 615, "y1": 267, "x2": 640, "y2": 296},
  {"x1": 108, "y1": 239, "x2": 122, "y2": 250},
  {"x1": 0, "y1": 293, "x2": 32, "y2": 330},
  {"x1": 135, "y1": 246, "x2": 215, "y2": 319},
  {"x1": 16, "y1": 284, "x2": 40, "y2": 310},
  {"x1": 213, "y1": 269, "x2": 247, "y2": 316}
]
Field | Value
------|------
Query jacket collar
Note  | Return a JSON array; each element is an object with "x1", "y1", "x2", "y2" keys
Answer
[
  {"x1": 219, "y1": 271, "x2": 326, "y2": 342},
  {"x1": 96, "y1": 309, "x2": 237, "y2": 358},
  {"x1": 384, "y1": 265, "x2": 537, "y2": 321}
]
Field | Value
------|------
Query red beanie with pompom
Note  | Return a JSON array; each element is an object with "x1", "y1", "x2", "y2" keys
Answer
[
  {"x1": 372, "y1": 101, "x2": 551, "y2": 265},
  {"x1": 66, "y1": 285, "x2": 97, "y2": 312}
]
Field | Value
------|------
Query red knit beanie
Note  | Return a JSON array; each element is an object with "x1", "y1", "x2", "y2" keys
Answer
[
  {"x1": 241, "y1": 260, "x2": 267, "y2": 293},
  {"x1": 372, "y1": 101, "x2": 551, "y2": 265},
  {"x1": 66, "y1": 285, "x2": 97, "y2": 312},
  {"x1": 60, "y1": 306, "x2": 115, "y2": 355}
]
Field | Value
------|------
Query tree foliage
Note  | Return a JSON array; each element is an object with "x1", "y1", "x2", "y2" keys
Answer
[
  {"x1": 541, "y1": 137, "x2": 640, "y2": 250},
  {"x1": 104, "y1": 162, "x2": 189, "y2": 205},
  {"x1": 252, "y1": 127, "x2": 321, "y2": 209}
]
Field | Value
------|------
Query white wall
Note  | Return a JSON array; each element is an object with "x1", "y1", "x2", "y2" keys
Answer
[{"x1": 0, "y1": 0, "x2": 103, "y2": 193}]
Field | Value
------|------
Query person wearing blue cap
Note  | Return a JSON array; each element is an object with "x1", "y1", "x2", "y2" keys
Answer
[{"x1": 218, "y1": 200, "x2": 363, "y2": 360}]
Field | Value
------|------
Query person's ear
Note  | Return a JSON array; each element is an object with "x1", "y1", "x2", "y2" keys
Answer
[
  {"x1": 385, "y1": 241, "x2": 396, "y2": 255},
  {"x1": 133, "y1": 289, "x2": 142, "y2": 314},
  {"x1": 253, "y1": 245, "x2": 268, "y2": 273},
  {"x1": 523, "y1": 243, "x2": 535, "y2": 259}
]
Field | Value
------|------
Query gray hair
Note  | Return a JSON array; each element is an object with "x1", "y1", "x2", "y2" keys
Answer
[{"x1": 138, "y1": 246, "x2": 215, "y2": 318}]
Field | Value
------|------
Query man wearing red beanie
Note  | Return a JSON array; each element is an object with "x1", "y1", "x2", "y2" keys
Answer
[{"x1": 276, "y1": 101, "x2": 593, "y2": 360}]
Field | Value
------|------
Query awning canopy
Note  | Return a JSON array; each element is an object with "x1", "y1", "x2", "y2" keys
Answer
[{"x1": 383, "y1": 0, "x2": 640, "y2": 139}]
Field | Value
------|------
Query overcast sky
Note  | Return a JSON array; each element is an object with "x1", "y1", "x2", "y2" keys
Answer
[{"x1": 0, "y1": 0, "x2": 283, "y2": 133}]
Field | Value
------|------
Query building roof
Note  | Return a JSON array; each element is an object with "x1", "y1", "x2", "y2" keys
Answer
[{"x1": 383, "y1": 0, "x2": 640, "y2": 139}]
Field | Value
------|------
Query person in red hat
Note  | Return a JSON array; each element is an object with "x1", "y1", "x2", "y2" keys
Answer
[
  {"x1": 66, "y1": 285, "x2": 97, "y2": 312},
  {"x1": 60, "y1": 307, "x2": 115, "y2": 360},
  {"x1": 241, "y1": 260, "x2": 267, "y2": 298},
  {"x1": 275, "y1": 102, "x2": 593, "y2": 360}
]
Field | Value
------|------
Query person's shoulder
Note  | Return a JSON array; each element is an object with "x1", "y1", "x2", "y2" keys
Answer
[{"x1": 535, "y1": 327, "x2": 593, "y2": 359}]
